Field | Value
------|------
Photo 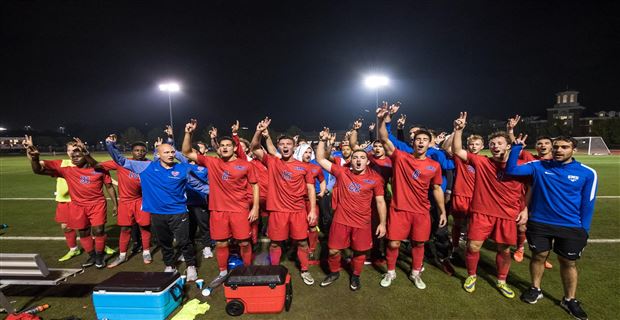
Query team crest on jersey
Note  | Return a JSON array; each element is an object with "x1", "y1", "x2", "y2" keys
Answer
[
  {"x1": 234, "y1": 165, "x2": 246, "y2": 171},
  {"x1": 363, "y1": 179, "x2": 375, "y2": 185},
  {"x1": 197, "y1": 167, "x2": 205, "y2": 171},
  {"x1": 348, "y1": 182, "x2": 362, "y2": 193},
  {"x1": 79, "y1": 175, "x2": 91, "y2": 184},
  {"x1": 282, "y1": 171, "x2": 293, "y2": 181},
  {"x1": 412, "y1": 169, "x2": 421, "y2": 180},
  {"x1": 426, "y1": 165, "x2": 436, "y2": 171},
  {"x1": 496, "y1": 171, "x2": 505, "y2": 181},
  {"x1": 129, "y1": 172, "x2": 140, "y2": 179},
  {"x1": 293, "y1": 166, "x2": 305, "y2": 171},
  {"x1": 311, "y1": 169, "x2": 318, "y2": 174},
  {"x1": 171, "y1": 171, "x2": 180, "y2": 177},
  {"x1": 467, "y1": 165, "x2": 475, "y2": 173},
  {"x1": 222, "y1": 170, "x2": 231, "y2": 181},
  {"x1": 567, "y1": 175, "x2": 580, "y2": 182}
]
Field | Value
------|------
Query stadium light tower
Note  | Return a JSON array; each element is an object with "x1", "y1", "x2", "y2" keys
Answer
[
  {"x1": 158, "y1": 82, "x2": 181, "y2": 131},
  {"x1": 364, "y1": 75, "x2": 390, "y2": 139}
]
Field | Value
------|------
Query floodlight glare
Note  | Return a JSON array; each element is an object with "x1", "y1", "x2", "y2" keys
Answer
[
  {"x1": 0, "y1": 127, "x2": 6, "y2": 131},
  {"x1": 158, "y1": 82, "x2": 181, "y2": 92},
  {"x1": 364, "y1": 75, "x2": 389, "y2": 88}
]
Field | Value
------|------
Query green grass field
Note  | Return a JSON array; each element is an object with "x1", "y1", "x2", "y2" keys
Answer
[{"x1": 1, "y1": 153, "x2": 619, "y2": 319}]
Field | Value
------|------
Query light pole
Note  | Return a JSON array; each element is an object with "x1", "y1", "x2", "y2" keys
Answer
[
  {"x1": 158, "y1": 82, "x2": 181, "y2": 131},
  {"x1": 364, "y1": 75, "x2": 390, "y2": 139}
]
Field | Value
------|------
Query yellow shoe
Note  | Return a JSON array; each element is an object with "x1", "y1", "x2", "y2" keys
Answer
[
  {"x1": 544, "y1": 260, "x2": 553, "y2": 269},
  {"x1": 104, "y1": 246, "x2": 116, "y2": 255},
  {"x1": 463, "y1": 275, "x2": 477, "y2": 293},
  {"x1": 513, "y1": 248, "x2": 524, "y2": 263},
  {"x1": 496, "y1": 282, "x2": 515, "y2": 299},
  {"x1": 58, "y1": 248, "x2": 81, "y2": 262}
]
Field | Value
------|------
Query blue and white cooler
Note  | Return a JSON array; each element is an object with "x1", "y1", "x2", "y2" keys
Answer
[{"x1": 92, "y1": 272, "x2": 184, "y2": 320}]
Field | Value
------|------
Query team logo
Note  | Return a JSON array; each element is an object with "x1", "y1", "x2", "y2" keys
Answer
[
  {"x1": 426, "y1": 165, "x2": 436, "y2": 171},
  {"x1": 363, "y1": 179, "x2": 375, "y2": 185},
  {"x1": 293, "y1": 166, "x2": 306, "y2": 171},
  {"x1": 311, "y1": 169, "x2": 318, "y2": 174},
  {"x1": 197, "y1": 167, "x2": 205, "y2": 171},
  {"x1": 467, "y1": 165, "x2": 475, "y2": 173},
  {"x1": 412, "y1": 169, "x2": 421, "y2": 179},
  {"x1": 234, "y1": 165, "x2": 246, "y2": 171},
  {"x1": 282, "y1": 171, "x2": 293, "y2": 181},
  {"x1": 129, "y1": 172, "x2": 140, "y2": 179},
  {"x1": 79, "y1": 175, "x2": 90, "y2": 184},
  {"x1": 222, "y1": 170, "x2": 231, "y2": 181},
  {"x1": 567, "y1": 175, "x2": 580, "y2": 182},
  {"x1": 171, "y1": 171, "x2": 180, "y2": 177},
  {"x1": 496, "y1": 171, "x2": 505, "y2": 181},
  {"x1": 348, "y1": 182, "x2": 362, "y2": 193}
]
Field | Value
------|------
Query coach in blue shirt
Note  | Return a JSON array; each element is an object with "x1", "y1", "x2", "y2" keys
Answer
[{"x1": 506, "y1": 135, "x2": 597, "y2": 320}]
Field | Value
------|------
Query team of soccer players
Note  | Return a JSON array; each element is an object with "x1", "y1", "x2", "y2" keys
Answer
[{"x1": 24, "y1": 104, "x2": 597, "y2": 320}]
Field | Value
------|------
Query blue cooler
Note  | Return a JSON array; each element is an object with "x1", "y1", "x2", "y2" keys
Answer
[{"x1": 92, "y1": 272, "x2": 184, "y2": 320}]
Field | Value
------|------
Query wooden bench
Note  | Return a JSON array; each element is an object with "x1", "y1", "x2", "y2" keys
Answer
[{"x1": 0, "y1": 253, "x2": 83, "y2": 313}]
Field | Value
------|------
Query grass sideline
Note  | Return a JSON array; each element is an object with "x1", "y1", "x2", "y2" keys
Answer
[{"x1": 1, "y1": 153, "x2": 619, "y2": 319}]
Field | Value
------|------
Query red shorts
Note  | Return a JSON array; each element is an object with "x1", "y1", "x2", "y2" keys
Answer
[
  {"x1": 68, "y1": 201, "x2": 107, "y2": 230},
  {"x1": 468, "y1": 213, "x2": 517, "y2": 245},
  {"x1": 387, "y1": 208, "x2": 430, "y2": 242},
  {"x1": 305, "y1": 200, "x2": 319, "y2": 228},
  {"x1": 328, "y1": 221, "x2": 372, "y2": 251},
  {"x1": 451, "y1": 195, "x2": 472, "y2": 218},
  {"x1": 210, "y1": 211, "x2": 252, "y2": 241},
  {"x1": 55, "y1": 202, "x2": 70, "y2": 223},
  {"x1": 268, "y1": 210, "x2": 309, "y2": 241},
  {"x1": 117, "y1": 198, "x2": 151, "y2": 227}
]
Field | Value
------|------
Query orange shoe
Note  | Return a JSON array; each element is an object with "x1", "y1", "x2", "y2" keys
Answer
[
  {"x1": 544, "y1": 260, "x2": 553, "y2": 269},
  {"x1": 513, "y1": 248, "x2": 524, "y2": 263}
]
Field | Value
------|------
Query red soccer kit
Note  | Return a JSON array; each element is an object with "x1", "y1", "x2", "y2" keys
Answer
[
  {"x1": 196, "y1": 154, "x2": 257, "y2": 240},
  {"x1": 451, "y1": 157, "x2": 476, "y2": 215},
  {"x1": 368, "y1": 153, "x2": 392, "y2": 185},
  {"x1": 100, "y1": 160, "x2": 150, "y2": 226},
  {"x1": 466, "y1": 153, "x2": 526, "y2": 245},
  {"x1": 388, "y1": 149, "x2": 442, "y2": 241},
  {"x1": 262, "y1": 153, "x2": 314, "y2": 241},
  {"x1": 43, "y1": 160, "x2": 111, "y2": 229}
]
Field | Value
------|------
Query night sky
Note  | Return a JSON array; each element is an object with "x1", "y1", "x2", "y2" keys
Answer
[{"x1": 2, "y1": 1, "x2": 619, "y2": 137}]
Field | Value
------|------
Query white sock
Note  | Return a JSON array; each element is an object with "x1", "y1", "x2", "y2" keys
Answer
[
  {"x1": 497, "y1": 279, "x2": 506, "y2": 284},
  {"x1": 412, "y1": 270, "x2": 421, "y2": 276},
  {"x1": 387, "y1": 270, "x2": 396, "y2": 276},
  {"x1": 70, "y1": 246, "x2": 79, "y2": 251},
  {"x1": 118, "y1": 252, "x2": 127, "y2": 259},
  {"x1": 219, "y1": 270, "x2": 228, "y2": 277},
  {"x1": 142, "y1": 249, "x2": 150, "y2": 255}
]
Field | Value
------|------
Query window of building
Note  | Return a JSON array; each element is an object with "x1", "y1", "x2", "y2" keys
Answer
[
  {"x1": 563, "y1": 95, "x2": 568, "y2": 103},
  {"x1": 557, "y1": 96, "x2": 561, "y2": 104},
  {"x1": 570, "y1": 94, "x2": 575, "y2": 102}
]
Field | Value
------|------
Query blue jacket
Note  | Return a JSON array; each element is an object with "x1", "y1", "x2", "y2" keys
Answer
[{"x1": 506, "y1": 144, "x2": 598, "y2": 232}]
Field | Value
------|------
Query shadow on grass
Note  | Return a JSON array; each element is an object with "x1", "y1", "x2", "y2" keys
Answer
[{"x1": 3, "y1": 283, "x2": 97, "y2": 313}]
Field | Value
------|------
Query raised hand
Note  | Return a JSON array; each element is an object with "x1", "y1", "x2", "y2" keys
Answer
[
  {"x1": 23, "y1": 135, "x2": 39, "y2": 159},
  {"x1": 353, "y1": 118, "x2": 363, "y2": 130},
  {"x1": 376, "y1": 107, "x2": 389, "y2": 120},
  {"x1": 507, "y1": 114, "x2": 521, "y2": 131},
  {"x1": 319, "y1": 127, "x2": 330, "y2": 141},
  {"x1": 514, "y1": 133, "x2": 528, "y2": 146},
  {"x1": 106, "y1": 134, "x2": 117, "y2": 144},
  {"x1": 360, "y1": 140, "x2": 371, "y2": 149},
  {"x1": 396, "y1": 114, "x2": 407, "y2": 129},
  {"x1": 368, "y1": 122, "x2": 376, "y2": 131},
  {"x1": 435, "y1": 132, "x2": 447, "y2": 145},
  {"x1": 23, "y1": 135, "x2": 34, "y2": 148},
  {"x1": 293, "y1": 135, "x2": 299, "y2": 144},
  {"x1": 388, "y1": 101, "x2": 401, "y2": 115},
  {"x1": 344, "y1": 130, "x2": 353, "y2": 140},
  {"x1": 164, "y1": 125, "x2": 174, "y2": 137},
  {"x1": 261, "y1": 128, "x2": 270, "y2": 138},
  {"x1": 231, "y1": 120, "x2": 240, "y2": 134},
  {"x1": 256, "y1": 117, "x2": 271, "y2": 132},
  {"x1": 328, "y1": 132, "x2": 337, "y2": 145},
  {"x1": 453, "y1": 112, "x2": 468, "y2": 131},
  {"x1": 185, "y1": 119, "x2": 197, "y2": 134},
  {"x1": 154, "y1": 137, "x2": 163, "y2": 148},
  {"x1": 209, "y1": 127, "x2": 217, "y2": 139},
  {"x1": 73, "y1": 137, "x2": 88, "y2": 153}
]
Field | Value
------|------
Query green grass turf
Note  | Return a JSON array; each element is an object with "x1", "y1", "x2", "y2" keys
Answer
[{"x1": 1, "y1": 153, "x2": 619, "y2": 319}]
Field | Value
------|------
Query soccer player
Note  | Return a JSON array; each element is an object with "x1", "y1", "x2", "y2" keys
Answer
[
  {"x1": 250, "y1": 117, "x2": 318, "y2": 285},
  {"x1": 54, "y1": 145, "x2": 80, "y2": 262},
  {"x1": 377, "y1": 108, "x2": 447, "y2": 290},
  {"x1": 506, "y1": 136, "x2": 596, "y2": 320},
  {"x1": 25, "y1": 136, "x2": 116, "y2": 269},
  {"x1": 182, "y1": 119, "x2": 260, "y2": 286},
  {"x1": 451, "y1": 112, "x2": 527, "y2": 298},
  {"x1": 99, "y1": 141, "x2": 153, "y2": 268},
  {"x1": 315, "y1": 127, "x2": 386, "y2": 290},
  {"x1": 104, "y1": 134, "x2": 200, "y2": 281}
]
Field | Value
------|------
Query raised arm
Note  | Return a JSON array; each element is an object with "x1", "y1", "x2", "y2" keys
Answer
[
  {"x1": 506, "y1": 114, "x2": 521, "y2": 143},
  {"x1": 505, "y1": 140, "x2": 536, "y2": 176},
  {"x1": 451, "y1": 112, "x2": 468, "y2": 162},
  {"x1": 250, "y1": 117, "x2": 271, "y2": 161},
  {"x1": 396, "y1": 114, "x2": 407, "y2": 142},
  {"x1": 316, "y1": 128, "x2": 333, "y2": 172},
  {"x1": 262, "y1": 129, "x2": 278, "y2": 156},
  {"x1": 209, "y1": 127, "x2": 219, "y2": 152},
  {"x1": 231, "y1": 120, "x2": 247, "y2": 160},
  {"x1": 23, "y1": 135, "x2": 52, "y2": 175},
  {"x1": 181, "y1": 119, "x2": 199, "y2": 162},
  {"x1": 105, "y1": 135, "x2": 150, "y2": 174},
  {"x1": 377, "y1": 107, "x2": 396, "y2": 156},
  {"x1": 73, "y1": 137, "x2": 101, "y2": 170},
  {"x1": 349, "y1": 119, "x2": 362, "y2": 150}
]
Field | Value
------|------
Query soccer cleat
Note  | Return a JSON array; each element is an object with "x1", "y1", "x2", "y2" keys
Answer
[
  {"x1": 409, "y1": 273, "x2": 426, "y2": 290},
  {"x1": 463, "y1": 275, "x2": 477, "y2": 293},
  {"x1": 208, "y1": 273, "x2": 228, "y2": 288},
  {"x1": 320, "y1": 272, "x2": 340, "y2": 287},
  {"x1": 164, "y1": 266, "x2": 177, "y2": 273},
  {"x1": 513, "y1": 248, "x2": 524, "y2": 263},
  {"x1": 58, "y1": 248, "x2": 81, "y2": 262},
  {"x1": 104, "y1": 246, "x2": 116, "y2": 255},
  {"x1": 560, "y1": 298, "x2": 588, "y2": 320},
  {"x1": 439, "y1": 258, "x2": 455, "y2": 276},
  {"x1": 545, "y1": 260, "x2": 553, "y2": 269},
  {"x1": 520, "y1": 287, "x2": 543, "y2": 304},
  {"x1": 186, "y1": 266, "x2": 198, "y2": 282},
  {"x1": 95, "y1": 252, "x2": 106, "y2": 269},
  {"x1": 106, "y1": 255, "x2": 128, "y2": 269},
  {"x1": 380, "y1": 272, "x2": 396, "y2": 288},
  {"x1": 81, "y1": 252, "x2": 96, "y2": 268},
  {"x1": 496, "y1": 282, "x2": 515, "y2": 299},
  {"x1": 202, "y1": 247, "x2": 214, "y2": 259},
  {"x1": 301, "y1": 271, "x2": 315, "y2": 285},
  {"x1": 143, "y1": 251, "x2": 152, "y2": 264},
  {"x1": 350, "y1": 275, "x2": 361, "y2": 291}
]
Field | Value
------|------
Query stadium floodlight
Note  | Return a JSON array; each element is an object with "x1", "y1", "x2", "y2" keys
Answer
[
  {"x1": 364, "y1": 74, "x2": 390, "y2": 139},
  {"x1": 158, "y1": 81, "x2": 181, "y2": 131},
  {"x1": 0, "y1": 127, "x2": 6, "y2": 131}
]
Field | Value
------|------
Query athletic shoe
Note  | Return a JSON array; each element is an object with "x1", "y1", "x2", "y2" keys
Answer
[
  {"x1": 350, "y1": 275, "x2": 361, "y2": 291},
  {"x1": 186, "y1": 266, "x2": 198, "y2": 282},
  {"x1": 301, "y1": 271, "x2": 315, "y2": 285},
  {"x1": 202, "y1": 247, "x2": 214, "y2": 259},
  {"x1": 95, "y1": 252, "x2": 106, "y2": 269},
  {"x1": 545, "y1": 260, "x2": 553, "y2": 269},
  {"x1": 58, "y1": 248, "x2": 81, "y2": 262},
  {"x1": 104, "y1": 246, "x2": 116, "y2": 255},
  {"x1": 496, "y1": 282, "x2": 515, "y2": 298},
  {"x1": 520, "y1": 287, "x2": 543, "y2": 304},
  {"x1": 463, "y1": 275, "x2": 477, "y2": 293},
  {"x1": 439, "y1": 258, "x2": 455, "y2": 276},
  {"x1": 81, "y1": 252, "x2": 96, "y2": 268},
  {"x1": 178, "y1": 254, "x2": 185, "y2": 262},
  {"x1": 560, "y1": 298, "x2": 588, "y2": 320},
  {"x1": 143, "y1": 251, "x2": 152, "y2": 264},
  {"x1": 208, "y1": 274, "x2": 228, "y2": 288},
  {"x1": 513, "y1": 248, "x2": 524, "y2": 262},
  {"x1": 164, "y1": 266, "x2": 177, "y2": 273},
  {"x1": 380, "y1": 272, "x2": 396, "y2": 288},
  {"x1": 320, "y1": 272, "x2": 340, "y2": 287},
  {"x1": 106, "y1": 255, "x2": 128, "y2": 269},
  {"x1": 409, "y1": 273, "x2": 426, "y2": 290},
  {"x1": 364, "y1": 259, "x2": 372, "y2": 265}
]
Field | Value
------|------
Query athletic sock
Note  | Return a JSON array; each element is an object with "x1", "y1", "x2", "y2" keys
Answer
[
  {"x1": 411, "y1": 245, "x2": 425, "y2": 272},
  {"x1": 516, "y1": 232, "x2": 526, "y2": 251},
  {"x1": 251, "y1": 222, "x2": 259, "y2": 245},
  {"x1": 64, "y1": 229, "x2": 77, "y2": 249},
  {"x1": 79, "y1": 235, "x2": 94, "y2": 253},
  {"x1": 119, "y1": 229, "x2": 131, "y2": 253},
  {"x1": 451, "y1": 224, "x2": 461, "y2": 250},
  {"x1": 240, "y1": 244, "x2": 252, "y2": 266},
  {"x1": 328, "y1": 252, "x2": 342, "y2": 273},
  {"x1": 297, "y1": 245, "x2": 310, "y2": 271},
  {"x1": 140, "y1": 228, "x2": 151, "y2": 250},
  {"x1": 308, "y1": 228, "x2": 319, "y2": 254},
  {"x1": 496, "y1": 251, "x2": 511, "y2": 281},
  {"x1": 386, "y1": 246, "x2": 399, "y2": 271},
  {"x1": 269, "y1": 246, "x2": 282, "y2": 266},
  {"x1": 466, "y1": 249, "x2": 480, "y2": 276},
  {"x1": 215, "y1": 246, "x2": 230, "y2": 272},
  {"x1": 94, "y1": 234, "x2": 106, "y2": 253},
  {"x1": 352, "y1": 254, "x2": 366, "y2": 276}
]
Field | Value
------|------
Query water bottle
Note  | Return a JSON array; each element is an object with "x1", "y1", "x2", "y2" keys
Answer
[{"x1": 0, "y1": 224, "x2": 8, "y2": 230}]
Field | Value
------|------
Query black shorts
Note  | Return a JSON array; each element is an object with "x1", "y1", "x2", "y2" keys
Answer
[{"x1": 526, "y1": 221, "x2": 588, "y2": 261}]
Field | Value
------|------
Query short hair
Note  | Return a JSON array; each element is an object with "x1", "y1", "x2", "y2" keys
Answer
[
  {"x1": 372, "y1": 140, "x2": 382, "y2": 145},
  {"x1": 413, "y1": 129, "x2": 432, "y2": 141},
  {"x1": 239, "y1": 138, "x2": 250, "y2": 148},
  {"x1": 277, "y1": 135, "x2": 295, "y2": 143},
  {"x1": 536, "y1": 135, "x2": 553, "y2": 143},
  {"x1": 467, "y1": 134, "x2": 484, "y2": 143},
  {"x1": 218, "y1": 136, "x2": 236, "y2": 147},
  {"x1": 488, "y1": 131, "x2": 511, "y2": 143},
  {"x1": 66, "y1": 141, "x2": 78, "y2": 147},
  {"x1": 351, "y1": 149, "x2": 368, "y2": 157},
  {"x1": 553, "y1": 136, "x2": 578, "y2": 148},
  {"x1": 195, "y1": 140, "x2": 206, "y2": 146},
  {"x1": 131, "y1": 141, "x2": 147, "y2": 149}
]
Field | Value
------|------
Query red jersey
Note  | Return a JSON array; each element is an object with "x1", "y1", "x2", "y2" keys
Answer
[
  {"x1": 43, "y1": 160, "x2": 111, "y2": 205},
  {"x1": 330, "y1": 165, "x2": 384, "y2": 228},
  {"x1": 303, "y1": 162, "x2": 325, "y2": 200},
  {"x1": 389, "y1": 149, "x2": 442, "y2": 214},
  {"x1": 519, "y1": 150, "x2": 537, "y2": 162},
  {"x1": 250, "y1": 159, "x2": 269, "y2": 202},
  {"x1": 467, "y1": 153, "x2": 526, "y2": 219},
  {"x1": 196, "y1": 155, "x2": 257, "y2": 212},
  {"x1": 368, "y1": 153, "x2": 392, "y2": 183},
  {"x1": 262, "y1": 154, "x2": 314, "y2": 212},
  {"x1": 452, "y1": 157, "x2": 476, "y2": 198},
  {"x1": 100, "y1": 160, "x2": 142, "y2": 201}
]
